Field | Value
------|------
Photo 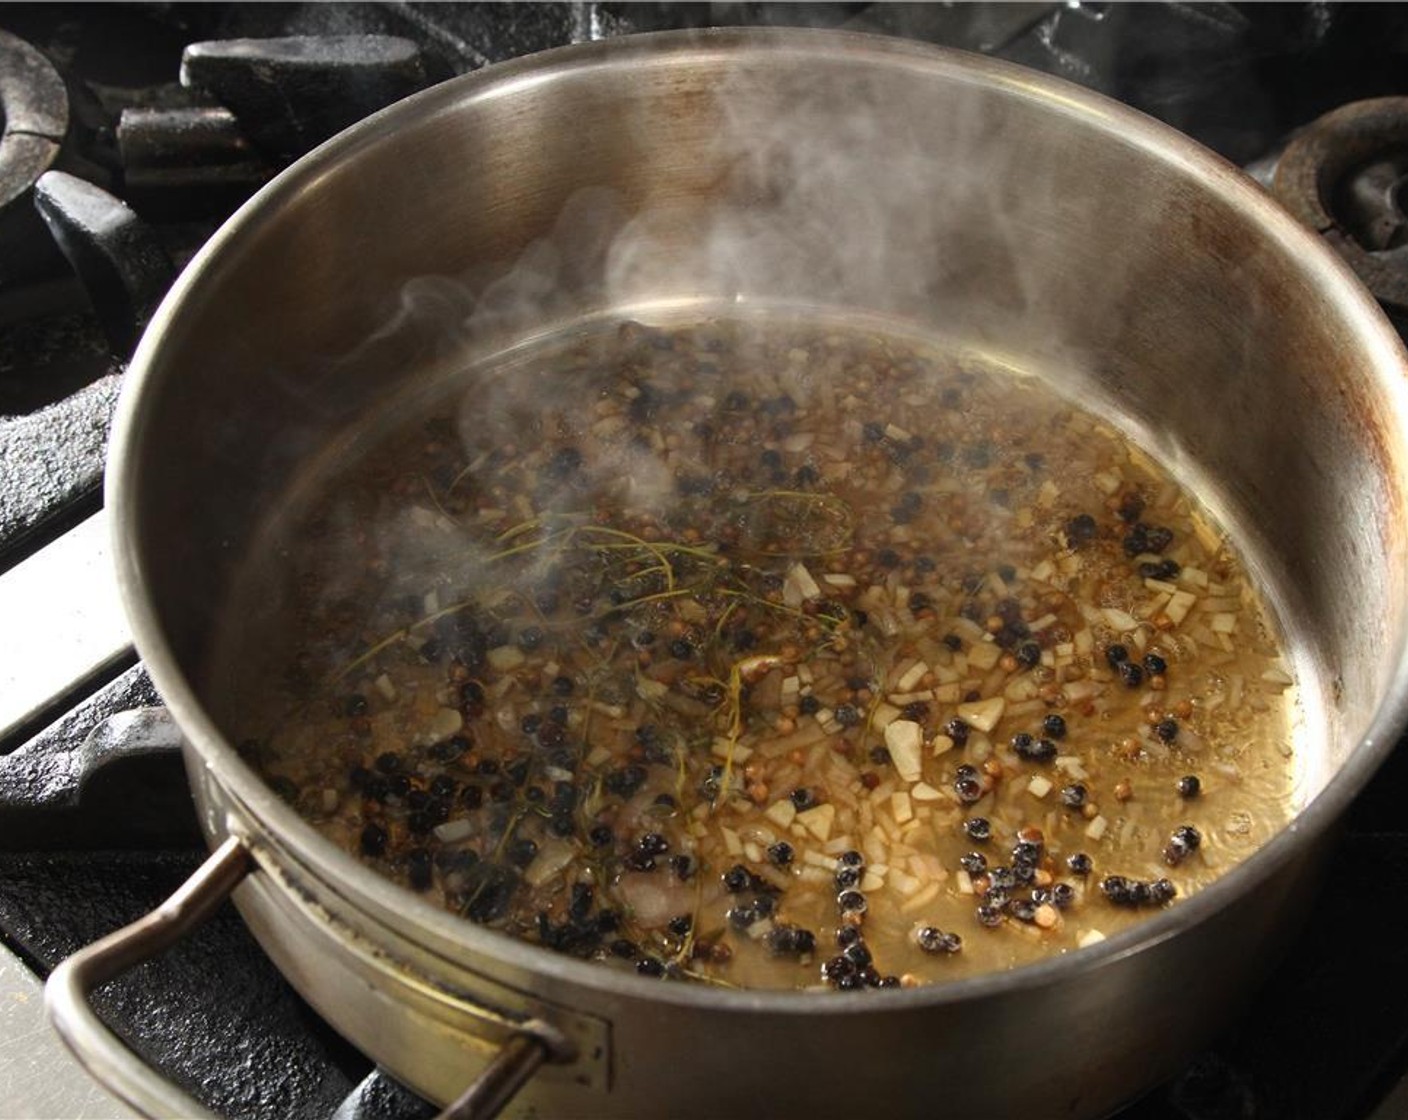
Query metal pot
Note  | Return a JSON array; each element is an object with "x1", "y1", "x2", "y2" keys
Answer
[{"x1": 46, "y1": 28, "x2": 1408, "y2": 1120}]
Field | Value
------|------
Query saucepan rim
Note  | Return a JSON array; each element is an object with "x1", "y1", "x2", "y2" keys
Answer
[{"x1": 109, "y1": 26, "x2": 1408, "y2": 1016}]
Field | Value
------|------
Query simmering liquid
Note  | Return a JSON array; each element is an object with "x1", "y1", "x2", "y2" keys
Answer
[{"x1": 219, "y1": 315, "x2": 1299, "y2": 990}]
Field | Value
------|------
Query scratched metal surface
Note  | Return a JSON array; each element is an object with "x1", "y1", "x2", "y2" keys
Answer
[{"x1": 0, "y1": 949, "x2": 137, "y2": 1119}]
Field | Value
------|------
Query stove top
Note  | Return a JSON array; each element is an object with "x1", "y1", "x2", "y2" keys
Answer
[{"x1": 4, "y1": 4, "x2": 1408, "y2": 1118}]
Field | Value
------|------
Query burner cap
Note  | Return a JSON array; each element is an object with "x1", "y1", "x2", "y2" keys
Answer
[
  {"x1": 0, "y1": 29, "x2": 68, "y2": 227},
  {"x1": 1274, "y1": 97, "x2": 1408, "y2": 312}
]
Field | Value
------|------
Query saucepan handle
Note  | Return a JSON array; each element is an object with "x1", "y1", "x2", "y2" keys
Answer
[{"x1": 44, "y1": 835, "x2": 553, "y2": 1120}]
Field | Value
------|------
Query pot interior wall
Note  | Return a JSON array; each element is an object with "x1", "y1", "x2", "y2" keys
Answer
[{"x1": 121, "y1": 33, "x2": 1407, "y2": 812}]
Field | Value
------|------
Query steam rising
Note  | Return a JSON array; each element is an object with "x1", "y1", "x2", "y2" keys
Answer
[
  {"x1": 349, "y1": 51, "x2": 1102, "y2": 378},
  {"x1": 213, "y1": 37, "x2": 1264, "y2": 730}
]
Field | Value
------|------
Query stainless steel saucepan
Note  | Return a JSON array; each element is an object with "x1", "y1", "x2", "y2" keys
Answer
[{"x1": 45, "y1": 28, "x2": 1408, "y2": 1120}]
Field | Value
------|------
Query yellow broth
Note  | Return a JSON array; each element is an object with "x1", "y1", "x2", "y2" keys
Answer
[{"x1": 221, "y1": 316, "x2": 1299, "y2": 990}]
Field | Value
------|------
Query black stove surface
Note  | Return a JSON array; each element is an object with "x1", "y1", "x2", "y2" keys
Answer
[{"x1": 4, "y1": 4, "x2": 1408, "y2": 1118}]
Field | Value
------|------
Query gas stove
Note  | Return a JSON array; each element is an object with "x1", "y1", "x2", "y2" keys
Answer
[{"x1": 4, "y1": 4, "x2": 1408, "y2": 1118}]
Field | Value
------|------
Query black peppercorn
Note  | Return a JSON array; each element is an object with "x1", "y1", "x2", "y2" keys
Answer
[
  {"x1": 437, "y1": 849, "x2": 478, "y2": 876},
  {"x1": 506, "y1": 838, "x2": 539, "y2": 868},
  {"x1": 1116, "y1": 492, "x2": 1145, "y2": 523},
  {"x1": 1139, "y1": 559, "x2": 1181, "y2": 580},
  {"x1": 821, "y1": 955, "x2": 854, "y2": 986},
  {"x1": 1100, "y1": 875, "x2": 1134, "y2": 905},
  {"x1": 406, "y1": 849, "x2": 433, "y2": 891},
  {"x1": 1007, "y1": 899, "x2": 1037, "y2": 923},
  {"x1": 1014, "y1": 734, "x2": 1058, "y2": 764},
  {"x1": 723, "y1": 864, "x2": 752, "y2": 893},
  {"x1": 535, "y1": 721, "x2": 563, "y2": 749},
  {"x1": 669, "y1": 854, "x2": 695, "y2": 880},
  {"x1": 359, "y1": 822, "x2": 388, "y2": 857},
  {"x1": 604, "y1": 765, "x2": 647, "y2": 797},
  {"x1": 1164, "y1": 824, "x2": 1202, "y2": 866},
  {"x1": 766, "y1": 925, "x2": 817, "y2": 957},
  {"x1": 1012, "y1": 839, "x2": 1042, "y2": 865},
  {"x1": 899, "y1": 702, "x2": 930, "y2": 724},
  {"x1": 374, "y1": 751, "x2": 403, "y2": 774},
  {"x1": 835, "y1": 865, "x2": 861, "y2": 890},
  {"x1": 1145, "y1": 526, "x2": 1174, "y2": 552},
  {"x1": 668, "y1": 914, "x2": 692, "y2": 937},
  {"x1": 917, "y1": 927, "x2": 963, "y2": 954},
  {"x1": 431, "y1": 735, "x2": 470, "y2": 763},
  {"x1": 790, "y1": 787, "x2": 819, "y2": 810},
  {"x1": 842, "y1": 941, "x2": 872, "y2": 968},
  {"x1": 588, "y1": 824, "x2": 614, "y2": 848},
  {"x1": 1065, "y1": 514, "x2": 1098, "y2": 547},
  {"x1": 727, "y1": 904, "x2": 758, "y2": 931}
]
